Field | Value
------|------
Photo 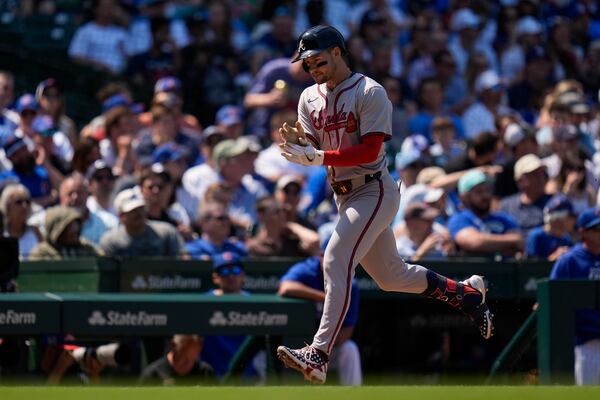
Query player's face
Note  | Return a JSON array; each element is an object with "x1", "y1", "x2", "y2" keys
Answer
[{"x1": 303, "y1": 51, "x2": 335, "y2": 84}]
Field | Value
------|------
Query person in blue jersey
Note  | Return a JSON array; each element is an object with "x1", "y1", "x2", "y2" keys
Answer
[
  {"x1": 200, "y1": 252, "x2": 265, "y2": 383},
  {"x1": 185, "y1": 202, "x2": 247, "y2": 260},
  {"x1": 550, "y1": 207, "x2": 600, "y2": 385},
  {"x1": 448, "y1": 169, "x2": 524, "y2": 257},
  {"x1": 278, "y1": 238, "x2": 362, "y2": 386},
  {"x1": 526, "y1": 194, "x2": 575, "y2": 260}
]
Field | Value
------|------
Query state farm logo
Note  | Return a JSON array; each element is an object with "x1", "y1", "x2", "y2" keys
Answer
[
  {"x1": 87, "y1": 310, "x2": 168, "y2": 327},
  {"x1": 208, "y1": 310, "x2": 288, "y2": 327},
  {"x1": 0, "y1": 310, "x2": 36, "y2": 325},
  {"x1": 131, "y1": 275, "x2": 201, "y2": 290}
]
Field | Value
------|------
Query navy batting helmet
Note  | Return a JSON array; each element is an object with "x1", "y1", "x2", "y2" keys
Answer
[{"x1": 292, "y1": 25, "x2": 347, "y2": 63}]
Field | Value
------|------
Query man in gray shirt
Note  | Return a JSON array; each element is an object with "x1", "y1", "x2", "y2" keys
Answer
[{"x1": 100, "y1": 188, "x2": 184, "y2": 258}]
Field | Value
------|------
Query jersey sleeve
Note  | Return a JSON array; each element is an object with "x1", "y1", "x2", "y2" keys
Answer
[
  {"x1": 358, "y1": 86, "x2": 392, "y2": 140},
  {"x1": 297, "y1": 91, "x2": 320, "y2": 148}
]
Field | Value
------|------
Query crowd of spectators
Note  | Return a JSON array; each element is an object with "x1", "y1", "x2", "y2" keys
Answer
[{"x1": 1, "y1": 0, "x2": 600, "y2": 385}]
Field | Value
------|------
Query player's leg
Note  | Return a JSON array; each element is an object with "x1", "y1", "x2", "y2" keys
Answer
[
  {"x1": 328, "y1": 340, "x2": 363, "y2": 386},
  {"x1": 360, "y1": 225, "x2": 494, "y2": 339},
  {"x1": 575, "y1": 339, "x2": 600, "y2": 385},
  {"x1": 278, "y1": 178, "x2": 394, "y2": 382}
]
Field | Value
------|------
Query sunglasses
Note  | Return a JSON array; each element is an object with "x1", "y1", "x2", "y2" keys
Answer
[
  {"x1": 14, "y1": 198, "x2": 31, "y2": 206},
  {"x1": 206, "y1": 214, "x2": 229, "y2": 222},
  {"x1": 93, "y1": 174, "x2": 115, "y2": 182},
  {"x1": 217, "y1": 265, "x2": 243, "y2": 277}
]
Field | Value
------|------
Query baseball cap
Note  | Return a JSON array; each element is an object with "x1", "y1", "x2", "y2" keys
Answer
[
  {"x1": 16, "y1": 93, "x2": 38, "y2": 113},
  {"x1": 203, "y1": 125, "x2": 224, "y2": 141},
  {"x1": 212, "y1": 138, "x2": 254, "y2": 165},
  {"x1": 577, "y1": 207, "x2": 600, "y2": 230},
  {"x1": 475, "y1": 70, "x2": 502, "y2": 94},
  {"x1": 85, "y1": 159, "x2": 113, "y2": 181},
  {"x1": 2, "y1": 137, "x2": 27, "y2": 158},
  {"x1": 276, "y1": 174, "x2": 303, "y2": 191},
  {"x1": 114, "y1": 188, "x2": 146, "y2": 214},
  {"x1": 404, "y1": 202, "x2": 440, "y2": 220},
  {"x1": 504, "y1": 123, "x2": 527, "y2": 147},
  {"x1": 451, "y1": 8, "x2": 480, "y2": 31},
  {"x1": 458, "y1": 170, "x2": 489, "y2": 195},
  {"x1": 401, "y1": 134, "x2": 429, "y2": 154},
  {"x1": 154, "y1": 76, "x2": 182, "y2": 94},
  {"x1": 212, "y1": 252, "x2": 244, "y2": 271},
  {"x1": 424, "y1": 187, "x2": 444, "y2": 203},
  {"x1": 152, "y1": 143, "x2": 188, "y2": 164},
  {"x1": 515, "y1": 17, "x2": 543, "y2": 36},
  {"x1": 552, "y1": 124, "x2": 578, "y2": 141},
  {"x1": 102, "y1": 94, "x2": 131, "y2": 113},
  {"x1": 514, "y1": 154, "x2": 545, "y2": 180},
  {"x1": 395, "y1": 149, "x2": 421, "y2": 170},
  {"x1": 31, "y1": 115, "x2": 57, "y2": 137},
  {"x1": 216, "y1": 105, "x2": 243, "y2": 127},
  {"x1": 35, "y1": 78, "x2": 60, "y2": 101},
  {"x1": 525, "y1": 45, "x2": 550, "y2": 63},
  {"x1": 543, "y1": 194, "x2": 574, "y2": 218},
  {"x1": 416, "y1": 166, "x2": 445, "y2": 185}
]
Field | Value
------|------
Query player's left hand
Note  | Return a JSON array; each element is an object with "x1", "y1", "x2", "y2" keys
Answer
[{"x1": 280, "y1": 142, "x2": 324, "y2": 166}]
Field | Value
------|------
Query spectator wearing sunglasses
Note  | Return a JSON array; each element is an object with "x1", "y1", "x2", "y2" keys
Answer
[
  {"x1": 185, "y1": 202, "x2": 247, "y2": 260},
  {"x1": 86, "y1": 160, "x2": 118, "y2": 222},
  {"x1": 274, "y1": 174, "x2": 315, "y2": 230},
  {"x1": 201, "y1": 252, "x2": 266, "y2": 382},
  {"x1": 0, "y1": 183, "x2": 41, "y2": 259}
]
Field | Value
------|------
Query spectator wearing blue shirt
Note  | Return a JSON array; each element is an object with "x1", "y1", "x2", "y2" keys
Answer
[
  {"x1": 201, "y1": 253, "x2": 265, "y2": 382},
  {"x1": 550, "y1": 207, "x2": 600, "y2": 385},
  {"x1": 278, "y1": 240, "x2": 362, "y2": 386},
  {"x1": 500, "y1": 154, "x2": 552, "y2": 237},
  {"x1": 448, "y1": 170, "x2": 523, "y2": 257},
  {"x1": 1, "y1": 137, "x2": 55, "y2": 207},
  {"x1": 408, "y1": 77, "x2": 464, "y2": 142},
  {"x1": 185, "y1": 202, "x2": 247, "y2": 260},
  {"x1": 526, "y1": 194, "x2": 575, "y2": 260}
]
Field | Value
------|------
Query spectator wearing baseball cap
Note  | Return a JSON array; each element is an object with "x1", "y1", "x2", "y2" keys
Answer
[
  {"x1": 85, "y1": 160, "x2": 117, "y2": 217},
  {"x1": 100, "y1": 187, "x2": 184, "y2": 258},
  {"x1": 463, "y1": 70, "x2": 511, "y2": 139},
  {"x1": 14, "y1": 94, "x2": 38, "y2": 139},
  {"x1": 493, "y1": 122, "x2": 539, "y2": 199},
  {"x1": 35, "y1": 78, "x2": 77, "y2": 146},
  {"x1": 449, "y1": 8, "x2": 498, "y2": 76},
  {"x1": 549, "y1": 206, "x2": 600, "y2": 385},
  {"x1": 395, "y1": 202, "x2": 450, "y2": 261},
  {"x1": 31, "y1": 115, "x2": 73, "y2": 174},
  {"x1": 448, "y1": 170, "x2": 522, "y2": 257},
  {"x1": 499, "y1": 154, "x2": 551, "y2": 236},
  {"x1": 201, "y1": 252, "x2": 266, "y2": 381},
  {"x1": 274, "y1": 174, "x2": 316, "y2": 230},
  {"x1": 394, "y1": 148, "x2": 426, "y2": 189},
  {"x1": 185, "y1": 202, "x2": 248, "y2": 260},
  {"x1": 526, "y1": 194, "x2": 575, "y2": 260},
  {"x1": 215, "y1": 105, "x2": 244, "y2": 139},
  {"x1": 146, "y1": 80, "x2": 202, "y2": 138}
]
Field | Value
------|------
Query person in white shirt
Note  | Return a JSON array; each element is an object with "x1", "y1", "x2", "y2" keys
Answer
[
  {"x1": 463, "y1": 70, "x2": 511, "y2": 139},
  {"x1": 85, "y1": 160, "x2": 118, "y2": 223},
  {"x1": 254, "y1": 109, "x2": 312, "y2": 183},
  {"x1": 68, "y1": 0, "x2": 130, "y2": 74}
]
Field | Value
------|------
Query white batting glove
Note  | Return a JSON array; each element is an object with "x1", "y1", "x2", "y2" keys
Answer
[{"x1": 280, "y1": 142, "x2": 324, "y2": 166}]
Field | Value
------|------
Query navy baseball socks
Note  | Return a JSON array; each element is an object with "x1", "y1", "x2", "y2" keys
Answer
[
  {"x1": 277, "y1": 344, "x2": 329, "y2": 384},
  {"x1": 422, "y1": 271, "x2": 494, "y2": 339}
]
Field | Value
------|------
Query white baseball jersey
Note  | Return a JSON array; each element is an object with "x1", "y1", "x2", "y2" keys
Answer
[{"x1": 297, "y1": 73, "x2": 392, "y2": 182}]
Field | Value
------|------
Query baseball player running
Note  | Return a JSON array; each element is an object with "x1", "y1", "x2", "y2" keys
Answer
[{"x1": 276, "y1": 25, "x2": 494, "y2": 384}]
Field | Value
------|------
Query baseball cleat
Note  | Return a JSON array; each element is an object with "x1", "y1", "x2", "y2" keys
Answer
[
  {"x1": 460, "y1": 275, "x2": 494, "y2": 340},
  {"x1": 277, "y1": 345, "x2": 328, "y2": 384}
]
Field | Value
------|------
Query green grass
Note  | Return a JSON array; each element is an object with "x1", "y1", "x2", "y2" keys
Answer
[{"x1": 1, "y1": 386, "x2": 599, "y2": 400}]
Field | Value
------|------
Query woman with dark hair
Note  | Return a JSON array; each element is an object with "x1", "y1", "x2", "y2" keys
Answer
[
  {"x1": 71, "y1": 137, "x2": 101, "y2": 175},
  {"x1": 549, "y1": 160, "x2": 596, "y2": 215},
  {"x1": 35, "y1": 79, "x2": 77, "y2": 146}
]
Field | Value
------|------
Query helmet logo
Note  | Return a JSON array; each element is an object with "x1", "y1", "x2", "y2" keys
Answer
[{"x1": 299, "y1": 39, "x2": 306, "y2": 52}]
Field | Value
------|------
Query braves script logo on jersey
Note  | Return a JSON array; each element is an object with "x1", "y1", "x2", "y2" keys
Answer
[{"x1": 310, "y1": 105, "x2": 357, "y2": 134}]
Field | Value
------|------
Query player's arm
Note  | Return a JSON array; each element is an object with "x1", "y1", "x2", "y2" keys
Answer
[
  {"x1": 322, "y1": 134, "x2": 385, "y2": 166},
  {"x1": 278, "y1": 280, "x2": 325, "y2": 302},
  {"x1": 454, "y1": 227, "x2": 524, "y2": 253}
]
